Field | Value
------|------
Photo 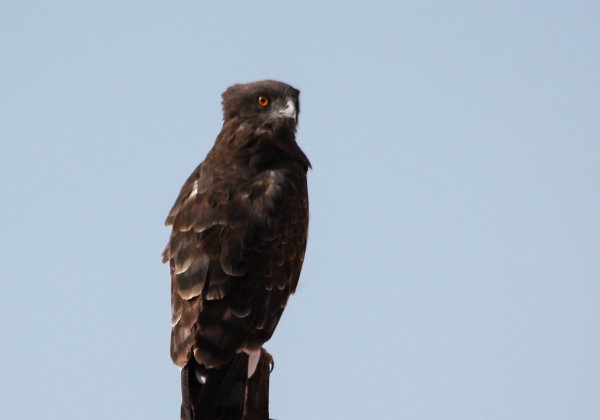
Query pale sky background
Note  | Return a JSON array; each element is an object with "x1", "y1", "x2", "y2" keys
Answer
[{"x1": 1, "y1": 1, "x2": 599, "y2": 419}]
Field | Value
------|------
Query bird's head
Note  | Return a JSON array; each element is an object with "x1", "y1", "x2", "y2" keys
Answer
[{"x1": 221, "y1": 80, "x2": 300, "y2": 125}]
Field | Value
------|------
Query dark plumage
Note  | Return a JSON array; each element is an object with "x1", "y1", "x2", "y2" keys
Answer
[{"x1": 163, "y1": 80, "x2": 310, "y2": 419}]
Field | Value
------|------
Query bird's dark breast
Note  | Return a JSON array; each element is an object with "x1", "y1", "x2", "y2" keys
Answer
[{"x1": 168, "y1": 121, "x2": 308, "y2": 368}]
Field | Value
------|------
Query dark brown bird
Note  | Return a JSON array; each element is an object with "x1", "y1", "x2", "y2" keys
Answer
[{"x1": 162, "y1": 80, "x2": 310, "y2": 419}]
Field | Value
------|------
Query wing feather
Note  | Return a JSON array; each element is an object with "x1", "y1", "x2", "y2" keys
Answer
[{"x1": 175, "y1": 255, "x2": 209, "y2": 300}]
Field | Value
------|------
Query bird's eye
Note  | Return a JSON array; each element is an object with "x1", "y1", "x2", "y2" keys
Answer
[{"x1": 257, "y1": 96, "x2": 270, "y2": 107}]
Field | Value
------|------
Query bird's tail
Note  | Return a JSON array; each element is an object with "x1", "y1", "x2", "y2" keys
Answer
[{"x1": 181, "y1": 354, "x2": 249, "y2": 420}]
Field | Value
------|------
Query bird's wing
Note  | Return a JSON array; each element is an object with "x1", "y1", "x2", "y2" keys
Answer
[{"x1": 163, "y1": 159, "x2": 308, "y2": 369}]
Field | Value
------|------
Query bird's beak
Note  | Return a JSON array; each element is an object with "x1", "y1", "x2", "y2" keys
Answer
[{"x1": 278, "y1": 98, "x2": 297, "y2": 120}]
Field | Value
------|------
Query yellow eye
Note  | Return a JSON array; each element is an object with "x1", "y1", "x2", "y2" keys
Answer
[{"x1": 257, "y1": 96, "x2": 270, "y2": 107}]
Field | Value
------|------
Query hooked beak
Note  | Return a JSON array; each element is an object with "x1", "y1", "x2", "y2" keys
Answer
[{"x1": 278, "y1": 98, "x2": 297, "y2": 120}]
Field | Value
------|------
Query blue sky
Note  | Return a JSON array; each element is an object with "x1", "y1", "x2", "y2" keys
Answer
[{"x1": 1, "y1": 1, "x2": 599, "y2": 419}]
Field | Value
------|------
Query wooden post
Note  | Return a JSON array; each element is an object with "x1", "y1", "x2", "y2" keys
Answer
[{"x1": 181, "y1": 348, "x2": 274, "y2": 420}]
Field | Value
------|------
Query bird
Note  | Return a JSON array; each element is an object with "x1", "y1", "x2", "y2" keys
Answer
[{"x1": 162, "y1": 80, "x2": 310, "y2": 419}]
